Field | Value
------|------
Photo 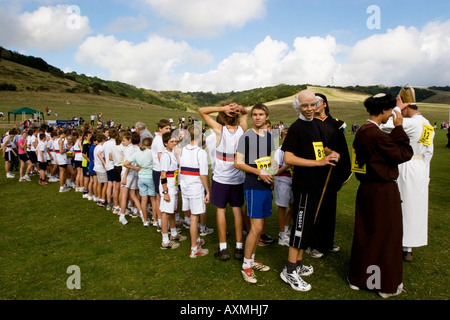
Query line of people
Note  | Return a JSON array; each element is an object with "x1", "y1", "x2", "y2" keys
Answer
[{"x1": 2, "y1": 88, "x2": 433, "y2": 298}]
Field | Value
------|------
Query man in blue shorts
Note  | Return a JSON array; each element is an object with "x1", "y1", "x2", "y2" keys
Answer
[{"x1": 235, "y1": 103, "x2": 275, "y2": 284}]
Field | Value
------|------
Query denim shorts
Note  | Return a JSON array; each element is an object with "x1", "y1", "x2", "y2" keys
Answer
[{"x1": 138, "y1": 177, "x2": 156, "y2": 197}]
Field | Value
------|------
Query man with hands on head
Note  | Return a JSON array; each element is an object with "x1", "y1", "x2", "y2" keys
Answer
[{"x1": 199, "y1": 103, "x2": 248, "y2": 261}]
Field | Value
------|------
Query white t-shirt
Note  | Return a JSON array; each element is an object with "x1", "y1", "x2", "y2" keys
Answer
[
  {"x1": 103, "y1": 139, "x2": 116, "y2": 171},
  {"x1": 122, "y1": 144, "x2": 140, "y2": 176},
  {"x1": 205, "y1": 130, "x2": 216, "y2": 172},
  {"x1": 159, "y1": 149, "x2": 179, "y2": 195},
  {"x1": 93, "y1": 144, "x2": 106, "y2": 173},
  {"x1": 151, "y1": 134, "x2": 165, "y2": 172},
  {"x1": 179, "y1": 145, "x2": 209, "y2": 198},
  {"x1": 37, "y1": 140, "x2": 48, "y2": 162},
  {"x1": 274, "y1": 146, "x2": 292, "y2": 183},
  {"x1": 111, "y1": 143, "x2": 125, "y2": 167},
  {"x1": 212, "y1": 125, "x2": 244, "y2": 185}
]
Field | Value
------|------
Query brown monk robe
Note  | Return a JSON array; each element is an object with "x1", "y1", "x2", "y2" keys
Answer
[{"x1": 348, "y1": 98, "x2": 413, "y2": 295}]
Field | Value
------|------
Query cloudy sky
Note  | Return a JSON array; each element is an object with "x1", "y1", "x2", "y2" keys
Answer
[{"x1": 1, "y1": 0, "x2": 449, "y2": 92}]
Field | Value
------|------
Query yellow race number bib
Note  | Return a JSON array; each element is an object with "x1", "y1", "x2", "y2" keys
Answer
[
  {"x1": 418, "y1": 123, "x2": 434, "y2": 147},
  {"x1": 255, "y1": 156, "x2": 271, "y2": 180},
  {"x1": 313, "y1": 142, "x2": 325, "y2": 161},
  {"x1": 351, "y1": 148, "x2": 366, "y2": 174}
]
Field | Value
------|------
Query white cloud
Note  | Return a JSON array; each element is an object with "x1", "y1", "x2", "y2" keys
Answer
[
  {"x1": 143, "y1": 0, "x2": 267, "y2": 37},
  {"x1": 0, "y1": 5, "x2": 91, "y2": 51},
  {"x1": 74, "y1": 19, "x2": 450, "y2": 93},
  {"x1": 75, "y1": 34, "x2": 213, "y2": 90},
  {"x1": 337, "y1": 21, "x2": 450, "y2": 86},
  {"x1": 177, "y1": 35, "x2": 340, "y2": 92}
]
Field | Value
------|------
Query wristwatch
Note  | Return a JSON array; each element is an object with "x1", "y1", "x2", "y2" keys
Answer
[{"x1": 162, "y1": 190, "x2": 168, "y2": 194}]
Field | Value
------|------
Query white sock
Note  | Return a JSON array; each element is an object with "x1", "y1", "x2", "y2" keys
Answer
[
  {"x1": 170, "y1": 228, "x2": 177, "y2": 237},
  {"x1": 243, "y1": 258, "x2": 252, "y2": 269},
  {"x1": 162, "y1": 233, "x2": 169, "y2": 243},
  {"x1": 236, "y1": 242, "x2": 243, "y2": 249},
  {"x1": 219, "y1": 242, "x2": 227, "y2": 251}
]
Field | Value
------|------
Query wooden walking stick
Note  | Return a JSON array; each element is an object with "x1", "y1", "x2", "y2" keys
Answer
[{"x1": 314, "y1": 165, "x2": 333, "y2": 224}]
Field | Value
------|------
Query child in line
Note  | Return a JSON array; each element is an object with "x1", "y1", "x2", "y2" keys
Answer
[
  {"x1": 48, "y1": 131, "x2": 59, "y2": 182},
  {"x1": 2, "y1": 128, "x2": 18, "y2": 179},
  {"x1": 123, "y1": 137, "x2": 154, "y2": 226},
  {"x1": 37, "y1": 133, "x2": 51, "y2": 185},
  {"x1": 159, "y1": 131, "x2": 187, "y2": 249},
  {"x1": 73, "y1": 131, "x2": 84, "y2": 192},
  {"x1": 17, "y1": 130, "x2": 32, "y2": 182},
  {"x1": 55, "y1": 129, "x2": 70, "y2": 193},
  {"x1": 88, "y1": 135, "x2": 98, "y2": 200},
  {"x1": 179, "y1": 125, "x2": 210, "y2": 258},
  {"x1": 118, "y1": 132, "x2": 141, "y2": 225},
  {"x1": 93, "y1": 133, "x2": 108, "y2": 207},
  {"x1": 111, "y1": 131, "x2": 125, "y2": 214},
  {"x1": 273, "y1": 128, "x2": 293, "y2": 246},
  {"x1": 81, "y1": 131, "x2": 93, "y2": 198}
]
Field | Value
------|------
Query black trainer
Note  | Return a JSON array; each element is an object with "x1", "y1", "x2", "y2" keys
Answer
[
  {"x1": 214, "y1": 248, "x2": 230, "y2": 261},
  {"x1": 234, "y1": 248, "x2": 244, "y2": 260}
]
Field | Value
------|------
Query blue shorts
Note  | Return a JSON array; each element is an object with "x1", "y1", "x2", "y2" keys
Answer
[
  {"x1": 244, "y1": 189, "x2": 273, "y2": 219},
  {"x1": 152, "y1": 170, "x2": 161, "y2": 194},
  {"x1": 138, "y1": 177, "x2": 156, "y2": 197},
  {"x1": 106, "y1": 169, "x2": 115, "y2": 182},
  {"x1": 210, "y1": 180, "x2": 244, "y2": 208}
]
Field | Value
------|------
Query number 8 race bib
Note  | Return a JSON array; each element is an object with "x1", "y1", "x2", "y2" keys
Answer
[{"x1": 313, "y1": 142, "x2": 325, "y2": 161}]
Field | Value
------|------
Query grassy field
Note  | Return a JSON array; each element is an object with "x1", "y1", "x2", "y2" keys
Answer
[{"x1": 0, "y1": 84, "x2": 449, "y2": 302}]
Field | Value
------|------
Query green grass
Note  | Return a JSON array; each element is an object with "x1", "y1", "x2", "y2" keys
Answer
[{"x1": 0, "y1": 130, "x2": 449, "y2": 301}]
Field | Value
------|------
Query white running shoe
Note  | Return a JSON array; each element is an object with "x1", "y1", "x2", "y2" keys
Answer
[
  {"x1": 241, "y1": 267, "x2": 257, "y2": 284},
  {"x1": 190, "y1": 247, "x2": 209, "y2": 258},
  {"x1": 199, "y1": 226, "x2": 214, "y2": 236},
  {"x1": 252, "y1": 260, "x2": 270, "y2": 272},
  {"x1": 378, "y1": 283, "x2": 404, "y2": 299},
  {"x1": 280, "y1": 267, "x2": 312, "y2": 292},
  {"x1": 119, "y1": 215, "x2": 128, "y2": 225},
  {"x1": 23, "y1": 174, "x2": 31, "y2": 181},
  {"x1": 278, "y1": 234, "x2": 290, "y2": 246},
  {"x1": 6, "y1": 172, "x2": 15, "y2": 178}
]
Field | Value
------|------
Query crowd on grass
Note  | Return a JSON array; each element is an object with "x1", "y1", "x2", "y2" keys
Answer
[{"x1": 1, "y1": 90, "x2": 436, "y2": 297}]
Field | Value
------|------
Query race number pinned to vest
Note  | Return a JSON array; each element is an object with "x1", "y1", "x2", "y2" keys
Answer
[
  {"x1": 351, "y1": 148, "x2": 366, "y2": 174},
  {"x1": 312, "y1": 142, "x2": 325, "y2": 161},
  {"x1": 255, "y1": 156, "x2": 271, "y2": 180},
  {"x1": 174, "y1": 169, "x2": 179, "y2": 187},
  {"x1": 419, "y1": 123, "x2": 434, "y2": 146}
]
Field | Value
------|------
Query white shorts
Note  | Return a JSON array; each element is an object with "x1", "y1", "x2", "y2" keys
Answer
[
  {"x1": 122, "y1": 171, "x2": 138, "y2": 190},
  {"x1": 159, "y1": 193, "x2": 178, "y2": 214},
  {"x1": 182, "y1": 196, "x2": 206, "y2": 215},
  {"x1": 50, "y1": 152, "x2": 57, "y2": 165},
  {"x1": 56, "y1": 154, "x2": 67, "y2": 166},
  {"x1": 274, "y1": 179, "x2": 293, "y2": 208}
]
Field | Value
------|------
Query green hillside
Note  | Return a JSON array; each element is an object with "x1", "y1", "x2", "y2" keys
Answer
[{"x1": 1, "y1": 46, "x2": 449, "y2": 131}]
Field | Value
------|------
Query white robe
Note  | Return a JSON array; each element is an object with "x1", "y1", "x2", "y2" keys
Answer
[{"x1": 381, "y1": 114, "x2": 434, "y2": 247}]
